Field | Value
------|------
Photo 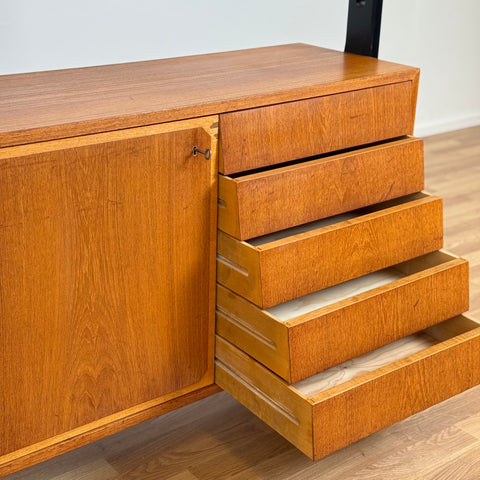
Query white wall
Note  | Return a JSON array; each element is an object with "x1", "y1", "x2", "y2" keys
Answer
[
  {"x1": 1, "y1": 0, "x2": 479, "y2": 136},
  {"x1": 380, "y1": 0, "x2": 480, "y2": 136}
]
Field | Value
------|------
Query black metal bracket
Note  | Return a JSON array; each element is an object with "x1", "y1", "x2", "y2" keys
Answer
[{"x1": 345, "y1": 0, "x2": 383, "y2": 58}]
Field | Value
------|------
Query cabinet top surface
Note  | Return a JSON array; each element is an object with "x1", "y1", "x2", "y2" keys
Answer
[{"x1": 0, "y1": 43, "x2": 418, "y2": 148}]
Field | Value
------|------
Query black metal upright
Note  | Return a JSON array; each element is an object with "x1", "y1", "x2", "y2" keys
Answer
[{"x1": 345, "y1": 0, "x2": 383, "y2": 58}]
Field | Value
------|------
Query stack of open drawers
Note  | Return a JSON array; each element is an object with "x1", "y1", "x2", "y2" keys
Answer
[{"x1": 214, "y1": 58, "x2": 480, "y2": 460}]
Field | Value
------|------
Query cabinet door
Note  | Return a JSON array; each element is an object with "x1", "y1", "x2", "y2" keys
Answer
[{"x1": 0, "y1": 117, "x2": 218, "y2": 458}]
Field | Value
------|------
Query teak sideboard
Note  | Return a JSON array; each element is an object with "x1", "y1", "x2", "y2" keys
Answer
[{"x1": 1, "y1": 44, "x2": 479, "y2": 477}]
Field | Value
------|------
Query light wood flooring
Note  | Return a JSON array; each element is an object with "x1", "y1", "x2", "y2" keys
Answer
[{"x1": 5, "y1": 126, "x2": 480, "y2": 480}]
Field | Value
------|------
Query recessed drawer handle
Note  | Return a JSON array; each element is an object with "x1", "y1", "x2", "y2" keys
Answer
[
  {"x1": 216, "y1": 306, "x2": 277, "y2": 350},
  {"x1": 215, "y1": 359, "x2": 300, "y2": 426},
  {"x1": 216, "y1": 253, "x2": 249, "y2": 277},
  {"x1": 193, "y1": 146, "x2": 211, "y2": 160}
]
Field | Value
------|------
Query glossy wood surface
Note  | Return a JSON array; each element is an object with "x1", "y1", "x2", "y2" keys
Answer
[
  {"x1": 310, "y1": 316, "x2": 480, "y2": 460},
  {"x1": 216, "y1": 316, "x2": 480, "y2": 460},
  {"x1": 0, "y1": 117, "x2": 218, "y2": 473},
  {"x1": 219, "y1": 82, "x2": 415, "y2": 174},
  {"x1": 217, "y1": 193, "x2": 443, "y2": 308},
  {"x1": 0, "y1": 384, "x2": 221, "y2": 479},
  {"x1": 218, "y1": 137, "x2": 424, "y2": 239},
  {"x1": 294, "y1": 333, "x2": 438, "y2": 397},
  {"x1": 216, "y1": 251, "x2": 469, "y2": 383},
  {"x1": 4, "y1": 126, "x2": 478, "y2": 480},
  {"x1": 0, "y1": 44, "x2": 419, "y2": 148}
]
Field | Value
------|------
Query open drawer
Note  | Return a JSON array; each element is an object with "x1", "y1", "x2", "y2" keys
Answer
[
  {"x1": 215, "y1": 315, "x2": 480, "y2": 460},
  {"x1": 217, "y1": 192, "x2": 443, "y2": 308},
  {"x1": 219, "y1": 81, "x2": 416, "y2": 174},
  {"x1": 216, "y1": 250, "x2": 469, "y2": 383},
  {"x1": 218, "y1": 137, "x2": 424, "y2": 240}
]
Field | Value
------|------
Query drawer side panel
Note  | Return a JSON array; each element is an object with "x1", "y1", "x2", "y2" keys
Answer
[
  {"x1": 215, "y1": 336, "x2": 313, "y2": 458},
  {"x1": 216, "y1": 284, "x2": 291, "y2": 381},
  {"x1": 217, "y1": 230, "x2": 263, "y2": 306}
]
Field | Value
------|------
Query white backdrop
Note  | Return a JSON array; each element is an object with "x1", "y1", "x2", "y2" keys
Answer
[{"x1": 1, "y1": 0, "x2": 479, "y2": 136}]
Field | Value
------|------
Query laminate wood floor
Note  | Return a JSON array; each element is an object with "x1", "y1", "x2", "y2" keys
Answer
[{"x1": 5, "y1": 126, "x2": 480, "y2": 480}]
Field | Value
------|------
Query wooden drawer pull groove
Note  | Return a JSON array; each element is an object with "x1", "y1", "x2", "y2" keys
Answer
[
  {"x1": 215, "y1": 360, "x2": 300, "y2": 426},
  {"x1": 216, "y1": 306, "x2": 277, "y2": 350},
  {"x1": 216, "y1": 253, "x2": 249, "y2": 277}
]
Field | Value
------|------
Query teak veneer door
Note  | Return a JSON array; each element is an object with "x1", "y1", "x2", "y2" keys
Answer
[{"x1": 0, "y1": 117, "x2": 218, "y2": 462}]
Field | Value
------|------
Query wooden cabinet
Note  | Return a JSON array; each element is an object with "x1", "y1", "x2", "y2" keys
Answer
[
  {"x1": 0, "y1": 43, "x2": 477, "y2": 476},
  {"x1": 0, "y1": 118, "x2": 218, "y2": 474}
]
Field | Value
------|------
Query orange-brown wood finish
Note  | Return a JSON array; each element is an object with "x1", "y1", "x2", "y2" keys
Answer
[
  {"x1": 3, "y1": 127, "x2": 478, "y2": 480},
  {"x1": 218, "y1": 137, "x2": 424, "y2": 239},
  {"x1": 310, "y1": 319, "x2": 480, "y2": 460},
  {"x1": 217, "y1": 194, "x2": 444, "y2": 308},
  {"x1": 0, "y1": 118, "x2": 218, "y2": 472},
  {"x1": 216, "y1": 316, "x2": 480, "y2": 460},
  {"x1": 0, "y1": 384, "x2": 221, "y2": 478},
  {"x1": 219, "y1": 82, "x2": 415, "y2": 174},
  {"x1": 0, "y1": 44, "x2": 419, "y2": 149},
  {"x1": 216, "y1": 251, "x2": 470, "y2": 383},
  {"x1": 2, "y1": 43, "x2": 476, "y2": 478}
]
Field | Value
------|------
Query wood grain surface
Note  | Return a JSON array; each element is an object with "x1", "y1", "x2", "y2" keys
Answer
[
  {"x1": 293, "y1": 332, "x2": 439, "y2": 397},
  {"x1": 0, "y1": 44, "x2": 419, "y2": 148},
  {"x1": 216, "y1": 251, "x2": 469, "y2": 383},
  {"x1": 216, "y1": 316, "x2": 480, "y2": 461},
  {"x1": 218, "y1": 137, "x2": 424, "y2": 239},
  {"x1": 3, "y1": 126, "x2": 478, "y2": 480},
  {"x1": 218, "y1": 193, "x2": 443, "y2": 308},
  {"x1": 219, "y1": 82, "x2": 415, "y2": 174},
  {"x1": 310, "y1": 316, "x2": 480, "y2": 460},
  {"x1": 287, "y1": 251, "x2": 469, "y2": 382},
  {"x1": 0, "y1": 384, "x2": 221, "y2": 479},
  {"x1": 0, "y1": 117, "x2": 218, "y2": 474},
  {"x1": 215, "y1": 336, "x2": 314, "y2": 458},
  {"x1": 216, "y1": 283, "x2": 292, "y2": 381}
]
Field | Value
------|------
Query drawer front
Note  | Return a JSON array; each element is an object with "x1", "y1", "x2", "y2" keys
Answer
[
  {"x1": 216, "y1": 251, "x2": 469, "y2": 383},
  {"x1": 217, "y1": 193, "x2": 443, "y2": 308},
  {"x1": 218, "y1": 137, "x2": 424, "y2": 240},
  {"x1": 219, "y1": 81, "x2": 415, "y2": 174},
  {"x1": 216, "y1": 316, "x2": 480, "y2": 460}
]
